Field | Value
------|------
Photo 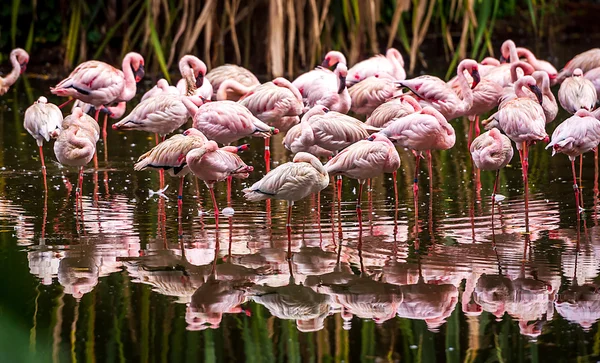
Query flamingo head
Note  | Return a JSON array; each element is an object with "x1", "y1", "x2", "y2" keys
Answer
[
  {"x1": 99, "y1": 105, "x2": 115, "y2": 118},
  {"x1": 195, "y1": 72, "x2": 205, "y2": 88},
  {"x1": 573, "y1": 68, "x2": 584, "y2": 77},
  {"x1": 321, "y1": 50, "x2": 346, "y2": 68},
  {"x1": 470, "y1": 66, "x2": 481, "y2": 89},
  {"x1": 127, "y1": 52, "x2": 145, "y2": 82},
  {"x1": 529, "y1": 83, "x2": 543, "y2": 104},
  {"x1": 499, "y1": 39, "x2": 516, "y2": 63},
  {"x1": 336, "y1": 64, "x2": 348, "y2": 94},
  {"x1": 237, "y1": 144, "x2": 249, "y2": 153},
  {"x1": 12, "y1": 48, "x2": 29, "y2": 73},
  {"x1": 35, "y1": 96, "x2": 48, "y2": 104}
]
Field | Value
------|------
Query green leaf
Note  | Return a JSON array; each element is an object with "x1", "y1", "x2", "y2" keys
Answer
[{"x1": 149, "y1": 19, "x2": 170, "y2": 82}]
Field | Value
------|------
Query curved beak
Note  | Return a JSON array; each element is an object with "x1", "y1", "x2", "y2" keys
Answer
[
  {"x1": 321, "y1": 59, "x2": 330, "y2": 68},
  {"x1": 337, "y1": 76, "x2": 346, "y2": 94},
  {"x1": 237, "y1": 144, "x2": 249, "y2": 153},
  {"x1": 529, "y1": 84, "x2": 543, "y2": 104},
  {"x1": 367, "y1": 135, "x2": 375, "y2": 141},
  {"x1": 196, "y1": 73, "x2": 204, "y2": 89},
  {"x1": 471, "y1": 69, "x2": 481, "y2": 89},
  {"x1": 499, "y1": 55, "x2": 507, "y2": 64},
  {"x1": 134, "y1": 65, "x2": 145, "y2": 82},
  {"x1": 100, "y1": 106, "x2": 114, "y2": 117}
]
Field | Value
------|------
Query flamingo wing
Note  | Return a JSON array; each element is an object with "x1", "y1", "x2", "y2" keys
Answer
[
  {"x1": 53, "y1": 61, "x2": 124, "y2": 105},
  {"x1": 325, "y1": 140, "x2": 390, "y2": 179}
]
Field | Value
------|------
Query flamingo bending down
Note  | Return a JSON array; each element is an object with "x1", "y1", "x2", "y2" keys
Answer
[
  {"x1": 397, "y1": 59, "x2": 480, "y2": 120},
  {"x1": 516, "y1": 47, "x2": 558, "y2": 83},
  {"x1": 282, "y1": 124, "x2": 333, "y2": 158},
  {"x1": 584, "y1": 67, "x2": 600, "y2": 99},
  {"x1": 176, "y1": 55, "x2": 212, "y2": 99},
  {"x1": 187, "y1": 140, "x2": 253, "y2": 226},
  {"x1": 191, "y1": 100, "x2": 278, "y2": 145},
  {"x1": 325, "y1": 133, "x2": 401, "y2": 213},
  {"x1": 346, "y1": 48, "x2": 406, "y2": 86},
  {"x1": 558, "y1": 68, "x2": 597, "y2": 114},
  {"x1": 557, "y1": 48, "x2": 600, "y2": 83},
  {"x1": 547, "y1": 109, "x2": 600, "y2": 212},
  {"x1": 380, "y1": 106, "x2": 455, "y2": 232},
  {"x1": 0, "y1": 48, "x2": 29, "y2": 95},
  {"x1": 243, "y1": 152, "x2": 329, "y2": 233},
  {"x1": 141, "y1": 78, "x2": 180, "y2": 101},
  {"x1": 366, "y1": 94, "x2": 422, "y2": 128},
  {"x1": 469, "y1": 128, "x2": 514, "y2": 222},
  {"x1": 348, "y1": 75, "x2": 398, "y2": 116},
  {"x1": 206, "y1": 64, "x2": 260, "y2": 100},
  {"x1": 24, "y1": 96, "x2": 64, "y2": 190},
  {"x1": 134, "y1": 129, "x2": 209, "y2": 208},
  {"x1": 299, "y1": 63, "x2": 351, "y2": 114},
  {"x1": 495, "y1": 76, "x2": 547, "y2": 231}
]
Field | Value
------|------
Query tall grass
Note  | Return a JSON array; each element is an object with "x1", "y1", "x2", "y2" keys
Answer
[{"x1": 5, "y1": 0, "x2": 556, "y2": 79}]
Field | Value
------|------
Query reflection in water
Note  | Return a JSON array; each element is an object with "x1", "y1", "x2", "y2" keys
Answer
[{"x1": 3, "y1": 80, "x2": 600, "y2": 361}]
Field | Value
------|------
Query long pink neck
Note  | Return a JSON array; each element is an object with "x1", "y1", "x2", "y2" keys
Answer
[
  {"x1": 510, "y1": 61, "x2": 535, "y2": 83},
  {"x1": 216, "y1": 79, "x2": 252, "y2": 101},
  {"x1": 386, "y1": 48, "x2": 404, "y2": 69},
  {"x1": 535, "y1": 72, "x2": 555, "y2": 103},
  {"x1": 181, "y1": 96, "x2": 201, "y2": 116},
  {"x1": 514, "y1": 78, "x2": 530, "y2": 98},
  {"x1": 274, "y1": 78, "x2": 303, "y2": 102},
  {"x1": 119, "y1": 54, "x2": 137, "y2": 101},
  {"x1": 456, "y1": 63, "x2": 473, "y2": 114},
  {"x1": 402, "y1": 95, "x2": 422, "y2": 111},
  {"x1": 2, "y1": 51, "x2": 21, "y2": 88}
]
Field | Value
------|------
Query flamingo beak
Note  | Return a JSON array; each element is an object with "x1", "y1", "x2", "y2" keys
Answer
[
  {"x1": 237, "y1": 144, "x2": 249, "y2": 153},
  {"x1": 271, "y1": 127, "x2": 279, "y2": 135},
  {"x1": 499, "y1": 55, "x2": 507, "y2": 64},
  {"x1": 20, "y1": 62, "x2": 27, "y2": 74},
  {"x1": 471, "y1": 69, "x2": 481, "y2": 89},
  {"x1": 338, "y1": 76, "x2": 346, "y2": 94},
  {"x1": 321, "y1": 58, "x2": 330, "y2": 68},
  {"x1": 134, "y1": 65, "x2": 145, "y2": 82},
  {"x1": 100, "y1": 106, "x2": 114, "y2": 117},
  {"x1": 367, "y1": 135, "x2": 375, "y2": 141},
  {"x1": 529, "y1": 85, "x2": 543, "y2": 104},
  {"x1": 196, "y1": 73, "x2": 204, "y2": 89}
]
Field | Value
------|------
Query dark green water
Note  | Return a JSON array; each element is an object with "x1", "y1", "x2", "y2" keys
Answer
[{"x1": 0, "y1": 74, "x2": 599, "y2": 363}]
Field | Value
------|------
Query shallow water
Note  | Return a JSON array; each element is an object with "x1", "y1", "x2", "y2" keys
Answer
[{"x1": 1, "y1": 76, "x2": 600, "y2": 362}]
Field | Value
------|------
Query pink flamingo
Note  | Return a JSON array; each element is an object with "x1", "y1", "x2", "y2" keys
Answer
[
  {"x1": 380, "y1": 106, "x2": 455, "y2": 232},
  {"x1": 292, "y1": 51, "x2": 347, "y2": 94},
  {"x1": 191, "y1": 100, "x2": 278, "y2": 145},
  {"x1": 494, "y1": 75, "x2": 547, "y2": 231},
  {"x1": 134, "y1": 128, "x2": 209, "y2": 208},
  {"x1": 282, "y1": 124, "x2": 333, "y2": 158},
  {"x1": 584, "y1": 67, "x2": 600, "y2": 98},
  {"x1": 51, "y1": 52, "x2": 145, "y2": 145},
  {"x1": 346, "y1": 48, "x2": 406, "y2": 85},
  {"x1": 243, "y1": 152, "x2": 329, "y2": 236},
  {"x1": 299, "y1": 62, "x2": 351, "y2": 114},
  {"x1": 141, "y1": 78, "x2": 180, "y2": 101},
  {"x1": 53, "y1": 107, "x2": 99, "y2": 219},
  {"x1": 397, "y1": 59, "x2": 480, "y2": 120},
  {"x1": 469, "y1": 128, "x2": 514, "y2": 222},
  {"x1": 348, "y1": 75, "x2": 398, "y2": 116},
  {"x1": 24, "y1": 96, "x2": 63, "y2": 190},
  {"x1": 324, "y1": 133, "x2": 401, "y2": 213},
  {"x1": 73, "y1": 100, "x2": 127, "y2": 119},
  {"x1": 516, "y1": 47, "x2": 558, "y2": 83},
  {"x1": 0, "y1": 48, "x2": 29, "y2": 95},
  {"x1": 533, "y1": 71, "x2": 559, "y2": 123},
  {"x1": 547, "y1": 109, "x2": 600, "y2": 212},
  {"x1": 366, "y1": 94, "x2": 422, "y2": 128},
  {"x1": 557, "y1": 48, "x2": 600, "y2": 83},
  {"x1": 176, "y1": 55, "x2": 212, "y2": 99},
  {"x1": 206, "y1": 64, "x2": 260, "y2": 100},
  {"x1": 186, "y1": 140, "x2": 253, "y2": 226},
  {"x1": 558, "y1": 68, "x2": 597, "y2": 114}
]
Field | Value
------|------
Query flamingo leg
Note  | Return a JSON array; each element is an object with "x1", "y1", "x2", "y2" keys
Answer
[
  {"x1": 572, "y1": 158, "x2": 581, "y2": 213},
  {"x1": 393, "y1": 170, "x2": 398, "y2": 235},
  {"x1": 39, "y1": 145, "x2": 48, "y2": 191},
  {"x1": 521, "y1": 142, "x2": 530, "y2": 233},
  {"x1": 414, "y1": 153, "x2": 421, "y2": 235},
  {"x1": 93, "y1": 152, "x2": 98, "y2": 170},
  {"x1": 286, "y1": 217, "x2": 292, "y2": 261},
  {"x1": 57, "y1": 98, "x2": 74, "y2": 109},
  {"x1": 595, "y1": 148, "x2": 599, "y2": 222},
  {"x1": 357, "y1": 181, "x2": 364, "y2": 230},
  {"x1": 227, "y1": 176, "x2": 232, "y2": 206},
  {"x1": 103, "y1": 114, "x2": 109, "y2": 162},
  {"x1": 178, "y1": 177, "x2": 185, "y2": 238},
  {"x1": 287, "y1": 202, "x2": 292, "y2": 227},
  {"x1": 209, "y1": 185, "x2": 219, "y2": 228},
  {"x1": 336, "y1": 176, "x2": 342, "y2": 203},
  {"x1": 491, "y1": 169, "x2": 500, "y2": 229},
  {"x1": 579, "y1": 155, "x2": 585, "y2": 209},
  {"x1": 474, "y1": 115, "x2": 481, "y2": 138},
  {"x1": 467, "y1": 117, "x2": 474, "y2": 148},
  {"x1": 77, "y1": 166, "x2": 85, "y2": 225},
  {"x1": 264, "y1": 137, "x2": 271, "y2": 173}
]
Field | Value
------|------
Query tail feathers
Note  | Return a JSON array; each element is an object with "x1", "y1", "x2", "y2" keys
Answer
[{"x1": 242, "y1": 188, "x2": 273, "y2": 201}]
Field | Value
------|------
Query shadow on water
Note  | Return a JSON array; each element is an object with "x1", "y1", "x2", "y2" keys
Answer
[{"x1": 2, "y1": 47, "x2": 600, "y2": 361}]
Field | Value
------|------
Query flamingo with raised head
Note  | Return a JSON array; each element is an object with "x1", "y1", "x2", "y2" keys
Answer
[
  {"x1": 348, "y1": 74, "x2": 398, "y2": 116},
  {"x1": 243, "y1": 152, "x2": 329, "y2": 237},
  {"x1": 0, "y1": 48, "x2": 29, "y2": 95},
  {"x1": 557, "y1": 48, "x2": 600, "y2": 83},
  {"x1": 24, "y1": 96, "x2": 63, "y2": 190},
  {"x1": 547, "y1": 109, "x2": 600, "y2": 212},
  {"x1": 366, "y1": 94, "x2": 422, "y2": 128},
  {"x1": 187, "y1": 140, "x2": 253, "y2": 226},
  {"x1": 558, "y1": 68, "x2": 597, "y2": 114},
  {"x1": 469, "y1": 128, "x2": 514, "y2": 222},
  {"x1": 346, "y1": 48, "x2": 406, "y2": 85},
  {"x1": 206, "y1": 64, "x2": 260, "y2": 100},
  {"x1": 494, "y1": 75, "x2": 547, "y2": 231}
]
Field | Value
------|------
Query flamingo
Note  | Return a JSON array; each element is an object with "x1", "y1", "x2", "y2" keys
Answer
[
  {"x1": 299, "y1": 62, "x2": 351, "y2": 114},
  {"x1": 134, "y1": 128, "x2": 209, "y2": 209},
  {"x1": 191, "y1": 100, "x2": 278, "y2": 145},
  {"x1": 365, "y1": 94, "x2": 422, "y2": 128},
  {"x1": 282, "y1": 124, "x2": 333, "y2": 158},
  {"x1": 243, "y1": 152, "x2": 329, "y2": 232},
  {"x1": 547, "y1": 109, "x2": 600, "y2": 212},
  {"x1": 324, "y1": 133, "x2": 401, "y2": 214},
  {"x1": 494, "y1": 75, "x2": 547, "y2": 231},
  {"x1": 469, "y1": 128, "x2": 514, "y2": 222},
  {"x1": 397, "y1": 59, "x2": 480, "y2": 120},
  {"x1": 73, "y1": 100, "x2": 127, "y2": 119},
  {"x1": 187, "y1": 140, "x2": 253, "y2": 226},
  {"x1": 346, "y1": 48, "x2": 406, "y2": 85},
  {"x1": 24, "y1": 96, "x2": 64, "y2": 189},
  {"x1": 380, "y1": 106, "x2": 455, "y2": 231},
  {"x1": 292, "y1": 51, "x2": 347, "y2": 94},
  {"x1": 0, "y1": 48, "x2": 29, "y2": 95},
  {"x1": 533, "y1": 71, "x2": 559, "y2": 123},
  {"x1": 348, "y1": 75, "x2": 398, "y2": 116},
  {"x1": 584, "y1": 67, "x2": 600, "y2": 99},
  {"x1": 141, "y1": 78, "x2": 180, "y2": 101},
  {"x1": 558, "y1": 68, "x2": 597, "y2": 114},
  {"x1": 206, "y1": 64, "x2": 260, "y2": 100},
  {"x1": 53, "y1": 107, "x2": 99, "y2": 218},
  {"x1": 557, "y1": 48, "x2": 600, "y2": 83},
  {"x1": 516, "y1": 47, "x2": 558, "y2": 82},
  {"x1": 176, "y1": 55, "x2": 212, "y2": 99},
  {"x1": 51, "y1": 52, "x2": 145, "y2": 147}
]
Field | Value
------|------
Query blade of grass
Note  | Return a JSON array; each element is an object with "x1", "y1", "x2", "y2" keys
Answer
[{"x1": 149, "y1": 19, "x2": 171, "y2": 82}]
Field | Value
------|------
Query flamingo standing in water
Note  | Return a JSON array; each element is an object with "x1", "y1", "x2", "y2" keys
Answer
[
  {"x1": 558, "y1": 68, "x2": 597, "y2": 114},
  {"x1": 206, "y1": 64, "x2": 260, "y2": 100},
  {"x1": 366, "y1": 94, "x2": 422, "y2": 128},
  {"x1": 547, "y1": 109, "x2": 600, "y2": 212},
  {"x1": 348, "y1": 75, "x2": 398, "y2": 116},
  {"x1": 346, "y1": 48, "x2": 406, "y2": 86},
  {"x1": 325, "y1": 133, "x2": 400, "y2": 221},
  {"x1": 380, "y1": 106, "x2": 455, "y2": 232},
  {"x1": 186, "y1": 141, "x2": 253, "y2": 226},
  {"x1": 0, "y1": 48, "x2": 29, "y2": 95},
  {"x1": 557, "y1": 48, "x2": 600, "y2": 83},
  {"x1": 51, "y1": 52, "x2": 145, "y2": 147},
  {"x1": 469, "y1": 128, "x2": 514, "y2": 223},
  {"x1": 494, "y1": 76, "x2": 547, "y2": 231},
  {"x1": 24, "y1": 96, "x2": 63, "y2": 190}
]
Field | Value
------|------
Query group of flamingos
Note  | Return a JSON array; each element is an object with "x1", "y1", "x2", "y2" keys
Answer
[{"x1": 5, "y1": 39, "x2": 600, "y2": 235}]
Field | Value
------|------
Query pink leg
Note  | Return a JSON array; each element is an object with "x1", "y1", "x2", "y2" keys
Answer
[
  {"x1": 474, "y1": 115, "x2": 481, "y2": 138},
  {"x1": 579, "y1": 155, "x2": 585, "y2": 209},
  {"x1": 58, "y1": 98, "x2": 74, "y2": 109},
  {"x1": 393, "y1": 171, "x2": 399, "y2": 235},
  {"x1": 491, "y1": 169, "x2": 500, "y2": 229},
  {"x1": 286, "y1": 219, "x2": 292, "y2": 261},
  {"x1": 287, "y1": 203, "x2": 292, "y2": 227},
  {"x1": 572, "y1": 158, "x2": 581, "y2": 213},
  {"x1": 264, "y1": 137, "x2": 271, "y2": 173},
  {"x1": 77, "y1": 166, "x2": 85, "y2": 226},
  {"x1": 336, "y1": 176, "x2": 342, "y2": 203},
  {"x1": 357, "y1": 182, "x2": 364, "y2": 230},
  {"x1": 93, "y1": 152, "x2": 98, "y2": 170},
  {"x1": 103, "y1": 114, "x2": 109, "y2": 162},
  {"x1": 521, "y1": 143, "x2": 530, "y2": 233},
  {"x1": 209, "y1": 186, "x2": 219, "y2": 228},
  {"x1": 227, "y1": 176, "x2": 232, "y2": 206},
  {"x1": 39, "y1": 145, "x2": 48, "y2": 191},
  {"x1": 414, "y1": 154, "x2": 421, "y2": 235},
  {"x1": 467, "y1": 118, "x2": 474, "y2": 148}
]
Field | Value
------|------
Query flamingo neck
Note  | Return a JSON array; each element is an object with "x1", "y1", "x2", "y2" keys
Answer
[
  {"x1": 181, "y1": 96, "x2": 200, "y2": 116},
  {"x1": 119, "y1": 54, "x2": 137, "y2": 102},
  {"x1": 275, "y1": 78, "x2": 303, "y2": 102},
  {"x1": 456, "y1": 64, "x2": 473, "y2": 113},
  {"x1": 3, "y1": 51, "x2": 22, "y2": 87},
  {"x1": 216, "y1": 79, "x2": 252, "y2": 101},
  {"x1": 514, "y1": 79, "x2": 529, "y2": 98},
  {"x1": 386, "y1": 48, "x2": 405, "y2": 69},
  {"x1": 510, "y1": 61, "x2": 534, "y2": 83}
]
